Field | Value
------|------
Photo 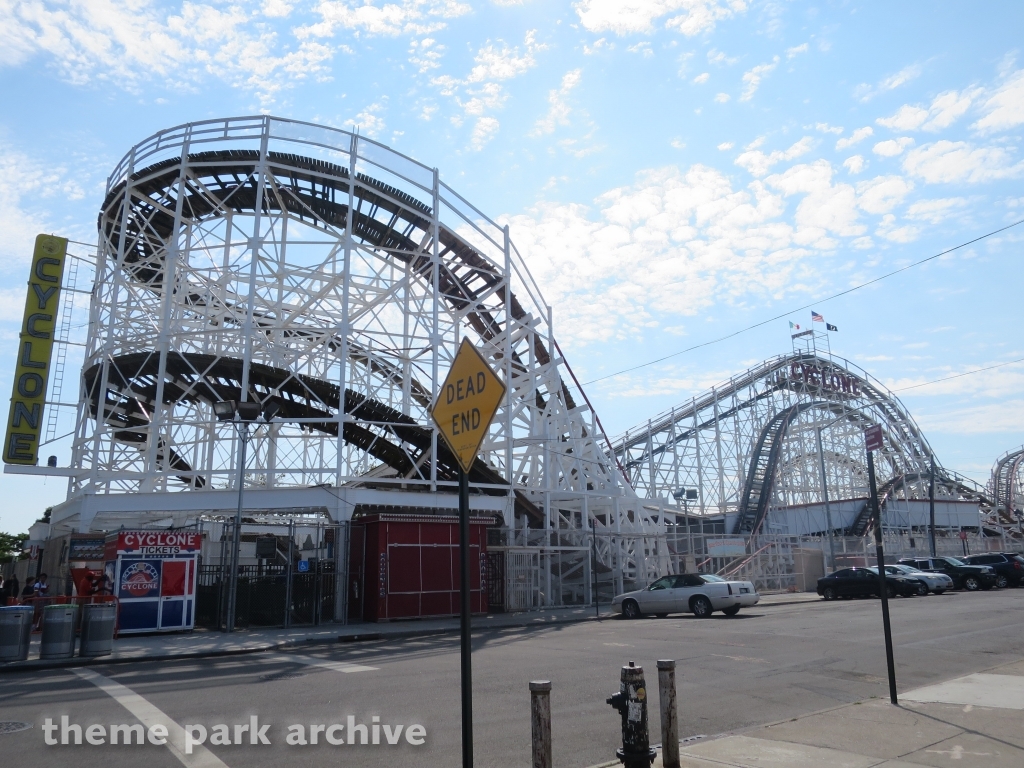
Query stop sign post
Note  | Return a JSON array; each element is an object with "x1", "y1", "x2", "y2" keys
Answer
[{"x1": 865, "y1": 423, "x2": 898, "y2": 705}]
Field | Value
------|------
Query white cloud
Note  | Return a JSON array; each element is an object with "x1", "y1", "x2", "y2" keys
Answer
[
  {"x1": 765, "y1": 160, "x2": 865, "y2": 246},
  {"x1": 875, "y1": 213, "x2": 919, "y2": 243},
  {"x1": 470, "y1": 117, "x2": 500, "y2": 150},
  {"x1": 717, "y1": 142, "x2": 734, "y2": 150},
  {"x1": 972, "y1": 68, "x2": 1024, "y2": 133},
  {"x1": 304, "y1": 0, "x2": 469, "y2": 37},
  {"x1": 693, "y1": 72, "x2": 710, "y2": 83},
  {"x1": 843, "y1": 155, "x2": 866, "y2": 174},
  {"x1": 786, "y1": 43, "x2": 808, "y2": 59},
  {"x1": 0, "y1": 142, "x2": 84, "y2": 271},
  {"x1": 872, "y1": 137, "x2": 915, "y2": 157},
  {"x1": 856, "y1": 175, "x2": 914, "y2": 214},
  {"x1": 740, "y1": 56, "x2": 779, "y2": 101},
  {"x1": 533, "y1": 69, "x2": 583, "y2": 135},
  {"x1": 627, "y1": 41, "x2": 654, "y2": 57},
  {"x1": 854, "y1": 63, "x2": 921, "y2": 102},
  {"x1": 815, "y1": 123, "x2": 843, "y2": 135},
  {"x1": 918, "y1": 399, "x2": 1024, "y2": 434},
  {"x1": 408, "y1": 37, "x2": 445, "y2": 73},
  {"x1": 499, "y1": 163, "x2": 826, "y2": 345},
  {"x1": 902, "y1": 141, "x2": 1024, "y2": 183},
  {"x1": 714, "y1": 92, "x2": 730, "y2": 103},
  {"x1": 0, "y1": 0, "x2": 334, "y2": 103},
  {"x1": 707, "y1": 47, "x2": 737, "y2": 66},
  {"x1": 735, "y1": 136, "x2": 814, "y2": 177},
  {"x1": 345, "y1": 102, "x2": 387, "y2": 137},
  {"x1": 877, "y1": 88, "x2": 981, "y2": 132},
  {"x1": 574, "y1": 0, "x2": 748, "y2": 37},
  {"x1": 466, "y1": 29, "x2": 544, "y2": 82},
  {"x1": 835, "y1": 126, "x2": 873, "y2": 150},
  {"x1": 905, "y1": 197, "x2": 969, "y2": 224}
]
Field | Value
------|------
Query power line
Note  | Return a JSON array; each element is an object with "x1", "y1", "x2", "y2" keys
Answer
[
  {"x1": 575, "y1": 217, "x2": 1024, "y2": 389},
  {"x1": 893, "y1": 356, "x2": 1024, "y2": 393}
]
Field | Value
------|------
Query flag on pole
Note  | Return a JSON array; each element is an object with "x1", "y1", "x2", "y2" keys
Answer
[
  {"x1": 827, "y1": 323, "x2": 838, "y2": 332},
  {"x1": 789, "y1": 321, "x2": 800, "y2": 330},
  {"x1": 811, "y1": 311, "x2": 824, "y2": 323}
]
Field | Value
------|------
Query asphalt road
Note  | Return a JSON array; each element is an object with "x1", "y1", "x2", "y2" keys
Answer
[{"x1": 2, "y1": 588, "x2": 1023, "y2": 768}]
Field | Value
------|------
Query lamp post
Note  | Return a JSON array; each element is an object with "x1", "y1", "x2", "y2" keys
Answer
[
  {"x1": 673, "y1": 488, "x2": 698, "y2": 572},
  {"x1": 215, "y1": 399, "x2": 280, "y2": 633},
  {"x1": 814, "y1": 425, "x2": 838, "y2": 573}
]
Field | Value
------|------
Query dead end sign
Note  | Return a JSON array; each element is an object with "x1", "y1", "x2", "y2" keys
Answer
[{"x1": 431, "y1": 338, "x2": 506, "y2": 473}]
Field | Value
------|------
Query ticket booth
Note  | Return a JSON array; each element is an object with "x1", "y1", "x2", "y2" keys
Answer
[{"x1": 104, "y1": 531, "x2": 201, "y2": 633}]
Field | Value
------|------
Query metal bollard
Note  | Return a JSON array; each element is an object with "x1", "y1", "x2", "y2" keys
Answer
[
  {"x1": 657, "y1": 660, "x2": 679, "y2": 768},
  {"x1": 606, "y1": 661, "x2": 657, "y2": 768},
  {"x1": 530, "y1": 681, "x2": 552, "y2": 768}
]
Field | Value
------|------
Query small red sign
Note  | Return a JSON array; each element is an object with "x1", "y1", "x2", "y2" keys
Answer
[
  {"x1": 959, "y1": 530, "x2": 968, "y2": 540},
  {"x1": 864, "y1": 424, "x2": 883, "y2": 452},
  {"x1": 116, "y1": 531, "x2": 201, "y2": 556}
]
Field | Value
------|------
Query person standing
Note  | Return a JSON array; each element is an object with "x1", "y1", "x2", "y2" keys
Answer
[{"x1": 8, "y1": 573, "x2": 19, "y2": 602}]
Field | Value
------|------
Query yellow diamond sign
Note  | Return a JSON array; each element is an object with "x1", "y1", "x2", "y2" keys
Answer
[{"x1": 431, "y1": 338, "x2": 506, "y2": 474}]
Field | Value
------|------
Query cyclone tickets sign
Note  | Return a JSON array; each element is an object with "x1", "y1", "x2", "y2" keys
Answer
[
  {"x1": 118, "y1": 560, "x2": 161, "y2": 598},
  {"x1": 117, "y1": 531, "x2": 201, "y2": 556}
]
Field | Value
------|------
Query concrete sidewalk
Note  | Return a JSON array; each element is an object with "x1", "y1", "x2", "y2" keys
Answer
[
  {"x1": 0, "y1": 591, "x2": 819, "y2": 672},
  {"x1": 612, "y1": 658, "x2": 1024, "y2": 768}
]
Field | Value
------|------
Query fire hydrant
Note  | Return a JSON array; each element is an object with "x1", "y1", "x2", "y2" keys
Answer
[{"x1": 606, "y1": 661, "x2": 657, "y2": 768}]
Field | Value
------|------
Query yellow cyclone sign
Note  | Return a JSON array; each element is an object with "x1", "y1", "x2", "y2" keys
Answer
[{"x1": 4, "y1": 234, "x2": 68, "y2": 465}]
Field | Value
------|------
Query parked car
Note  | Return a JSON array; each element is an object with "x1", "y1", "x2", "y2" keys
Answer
[
  {"x1": 897, "y1": 556, "x2": 998, "y2": 591},
  {"x1": 876, "y1": 564, "x2": 954, "y2": 594},
  {"x1": 612, "y1": 573, "x2": 759, "y2": 618},
  {"x1": 816, "y1": 567, "x2": 924, "y2": 600},
  {"x1": 960, "y1": 553, "x2": 1024, "y2": 588}
]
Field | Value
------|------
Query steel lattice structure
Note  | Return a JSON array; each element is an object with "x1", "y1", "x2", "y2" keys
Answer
[
  {"x1": 52, "y1": 116, "x2": 671, "y2": 587},
  {"x1": 612, "y1": 331, "x2": 1004, "y2": 537},
  {"x1": 990, "y1": 446, "x2": 1024, "y2": 522}
]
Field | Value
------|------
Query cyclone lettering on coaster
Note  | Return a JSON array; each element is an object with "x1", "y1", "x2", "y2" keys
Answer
[{"x1": 120, "y1": 561, "x2": 160, "y2": 597}]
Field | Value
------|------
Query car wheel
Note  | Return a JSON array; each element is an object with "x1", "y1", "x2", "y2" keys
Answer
[
  {"x1": 722, "y1": 606, "x2": 740, "y2": 616},
  {"x1": 886, "y1": 585, "x2": 896, "y2": 599},
  {"x1": 690, "y1": 595, "x2": 713, "y2": 618},
  {"x1": 823, "y1": 586, "x2": 837, "y2": 601},
  {"x1": 622, "y1": 599, "x2": 641, "y2": 619},
  {"x1": 916, "y1": 582, "x2": 928, "y2": 596},
  {"x1": 996, "y1": 576, "x2": 1009, "y2": 589},
  {"x1": 963, "y1": 577, "x2": 980, "y2": 591}
]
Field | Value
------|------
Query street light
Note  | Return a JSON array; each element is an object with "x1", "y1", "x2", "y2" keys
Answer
[
  {"x1": 813, "y1": 416, "x2": 846, "y2": 574},
  {"x1": 217, "y1": 398, "x2": 280, "y2": 633},
  {"x1": 673, "y1": 488, "x2": 699, "y2": 571}
]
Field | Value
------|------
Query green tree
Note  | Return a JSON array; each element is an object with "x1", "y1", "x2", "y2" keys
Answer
[{"x1": 0, "y1": 532, "x2": 27, "y2": 563}]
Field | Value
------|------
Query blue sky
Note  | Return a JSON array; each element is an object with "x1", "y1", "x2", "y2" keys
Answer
[{"x1": 1, "y1": 0, "x2": 1023, "y2": 534}]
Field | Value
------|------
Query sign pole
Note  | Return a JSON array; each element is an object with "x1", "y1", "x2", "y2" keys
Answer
[
  {"x1": 430, "y1": 337, "x2": 506, "y2": 768},
  {"x1": 459, "y1": 466, "x2": 474, "y2": 768},
  {"x1": 865, "y1": 428, "x2": 898, "y2": 705}
]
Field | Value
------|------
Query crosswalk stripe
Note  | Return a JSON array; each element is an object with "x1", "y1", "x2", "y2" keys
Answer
[{"x1": 72, "y1": 667, "x2": 228, "y2": 768}]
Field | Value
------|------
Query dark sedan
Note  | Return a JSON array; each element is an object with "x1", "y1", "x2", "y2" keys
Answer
[
  {"x1": 898, "y1": 556, "x2": 998, "y2": 591},
  {"x1": 961, "y1": 552, "x2": 1024, "y2": 588},
  {"x1": 817, "y1": 567, "x2": 926, "y2": 600}
]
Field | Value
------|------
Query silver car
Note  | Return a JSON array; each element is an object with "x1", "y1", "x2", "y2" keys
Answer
[
  {"x1": 877, "y1": 564, "x2": 953, "y2": 594},
  {"x1": 612, "y1": 573, "x2": 759, "y2": 619}
]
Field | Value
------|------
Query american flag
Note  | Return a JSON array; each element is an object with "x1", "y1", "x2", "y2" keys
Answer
[{"x1": 811, "y1": 311, "x2": 824, "y2": 322}]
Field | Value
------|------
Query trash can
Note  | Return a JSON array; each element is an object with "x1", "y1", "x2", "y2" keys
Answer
[
  {"x1": 0, "y1": 606, "x2": 34, "y2": 662},
  {"x1": 40, "y1": 604, "x2": 77, "y2": 660},
  {"x1": 79, "y1": 603, "x2": 116, "y2": 658}
]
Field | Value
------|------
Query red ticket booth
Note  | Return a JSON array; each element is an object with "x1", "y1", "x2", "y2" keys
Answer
[
  {"x1": 104, "y1": 531, "x2": 201, "y2": 633},
  {"x1": 349, "y1": 513, "x2": 491, "y2": 622}
]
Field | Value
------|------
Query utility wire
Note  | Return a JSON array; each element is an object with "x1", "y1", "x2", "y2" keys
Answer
[
  {"x1": 893, "y1": 356, "x2": 1024, "y2": 392},
  {"x1": 575, "y1": 217, "x2": 1024, "y2": 389}
]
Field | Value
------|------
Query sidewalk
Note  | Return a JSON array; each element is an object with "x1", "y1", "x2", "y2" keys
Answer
[
  {"x1": 603, "y1": 658, "x2": 1024, "y2": 768},
  {"x1": 0, "y1": 591, "x2": 820, "y2": 672}
]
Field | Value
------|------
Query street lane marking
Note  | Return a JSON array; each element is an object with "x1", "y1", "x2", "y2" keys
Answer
[
  {"x1": 72, "y1": 668, "x2": 228, "y2": 768},
  {"x1": 274, "y1": 653, "x2": 378, "y2": 673},
  {"x1": 904, "y1": 672, "x2": 1024, "y2": 710}
]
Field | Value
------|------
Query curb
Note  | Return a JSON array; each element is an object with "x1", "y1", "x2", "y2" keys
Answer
[{"x1": 0, "y1": 597, "x2": 822, "y2": 674}]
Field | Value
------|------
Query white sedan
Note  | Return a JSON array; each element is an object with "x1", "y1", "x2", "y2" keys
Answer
[{"x1": 612, "y1": 573, "x2": 760, "y2": 619}]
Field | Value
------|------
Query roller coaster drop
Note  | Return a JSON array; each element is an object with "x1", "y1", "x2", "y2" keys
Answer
[{"x1": 49, "y1": 117, "x2": 1018, "y2": 605}]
